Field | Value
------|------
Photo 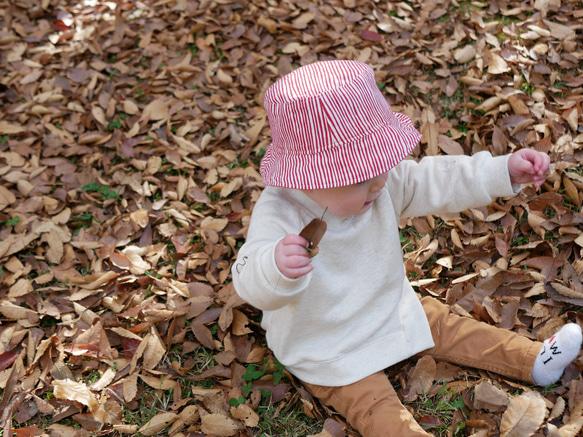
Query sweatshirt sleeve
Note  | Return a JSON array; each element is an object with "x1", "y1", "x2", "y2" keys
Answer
[
  {"x1": 388, "y1": 152, "x2": 518, "y2": 218},
  {"x1": 231, "y1": 190, "x2": 311, "y2": 311}
]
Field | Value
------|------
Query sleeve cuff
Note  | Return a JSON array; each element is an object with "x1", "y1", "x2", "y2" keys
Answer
[
  {"x1": 489, "y1": 153, "x2": 520, "y2": 198},
  {"x1": 511, "y1": 182, "x2": 523, "y2": 194},
  {"x1": 260, "y1": 239, "x2": 311, "y2": 295}
]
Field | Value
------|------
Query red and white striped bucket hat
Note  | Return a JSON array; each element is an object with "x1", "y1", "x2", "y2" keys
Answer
[{"x1": 260, "y1": 60, "x2": 422, "y2": 190}]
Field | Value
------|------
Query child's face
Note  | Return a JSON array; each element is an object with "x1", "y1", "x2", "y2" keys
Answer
[{"x1": 302, "y1": 172, "x2": 389, "y2": 218}]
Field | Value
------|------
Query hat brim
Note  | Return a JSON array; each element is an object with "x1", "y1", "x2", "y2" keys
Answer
[{"x1": 260, "y1": 112, "x2": 422, "y2": 190}]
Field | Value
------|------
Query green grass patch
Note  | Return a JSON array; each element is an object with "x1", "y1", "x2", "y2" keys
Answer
[
  {"x1": 81, "y1": 182, "x2": 120, "y2": 201},
  {"x1": 411, "y1": 384, "x2": 467, "y2": 436}
]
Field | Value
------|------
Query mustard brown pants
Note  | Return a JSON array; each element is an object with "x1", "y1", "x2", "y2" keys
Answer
[{"x1": 302, "y1": 297, "x2": 541, "y2": 437}]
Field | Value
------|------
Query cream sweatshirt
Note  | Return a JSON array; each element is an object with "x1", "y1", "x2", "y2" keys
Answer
[{"x1": 232, "y1": 152, "x2": 517, "y2": 386}]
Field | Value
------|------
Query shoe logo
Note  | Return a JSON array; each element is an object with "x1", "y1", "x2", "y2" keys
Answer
[{"x1": 540, "y1": 337, "x2": 562, "y2": 365}]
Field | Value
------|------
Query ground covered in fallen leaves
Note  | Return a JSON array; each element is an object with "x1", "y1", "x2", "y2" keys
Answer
[{"x1": 0, "y1": 0, "x2": 583, "y2": 436}]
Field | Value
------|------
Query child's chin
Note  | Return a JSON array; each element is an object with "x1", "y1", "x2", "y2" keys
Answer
[{"x1": 356, "y1": 202, "x2": 373, "y2": 214}]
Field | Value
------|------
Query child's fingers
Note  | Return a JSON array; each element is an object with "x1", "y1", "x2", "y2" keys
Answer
[
  {"x1": 285, "y1": 264, "x2": 314, "y2": 278},
  {"x1": 281, "y1": 234, "x2": 310, "y2": 249},
  {"x1": 297, "y1": 264, "x2": 314, "y2": 275},
  {"x1": 530, "y1": 156, "x2": 550, "y2": 181},
  {"x1": 509, "y1": 150, "x2": 550, "y2": 187},
  {"x1": 279, "y1": 254, "x2": 313, "y2": 278},
  {"x1": 536, "y1": 153, "x2": 550, "y2": 173},
  {"x1": 520, "y1": 161, "x2": 535, "y2": 175},
  {"x1": 512, "y1": 156, "x2": 535, "y2": 176},
  {"x1": 281, "y1": 240, "x2": 311, "y2": 258},
  {"x1": 523, "y1": 149, "x2": 550, "y2": 172},
  {"x1": 277, "y1": 233, "x2": 311, "y2": 257},
  {"x1": 518, "y1": 151, "x2": 550, "y2": 173},
  {"x1": 287, "y1": 254, "x2": 312, "y2": 269}
]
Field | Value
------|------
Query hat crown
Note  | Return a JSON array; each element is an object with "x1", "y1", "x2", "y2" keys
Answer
[
  {"x1": 260, "y1": 60, "x2": 422, "y2": 190},
  {"x1": 265, "y1": 60, "x2": 364, "y2": 102},
  {"x1": 263, "y1": 61, "x2": 394, "y2": 155}
]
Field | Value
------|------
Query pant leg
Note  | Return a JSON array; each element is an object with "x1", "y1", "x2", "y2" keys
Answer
[
  {"x1": 302, "y1": 371, "x2": 431, "y2": 437},
  {"x1": 421, "y1": 296, "x2": 540, "y2": 383}
]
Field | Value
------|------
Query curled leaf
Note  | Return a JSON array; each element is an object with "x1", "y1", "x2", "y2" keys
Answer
[
  {"x1": 299, "y1": 218, "x2": 327, "y2": 258},
  {"x1": 53, "y1": 379, "x2": 107, "y2": 423}
]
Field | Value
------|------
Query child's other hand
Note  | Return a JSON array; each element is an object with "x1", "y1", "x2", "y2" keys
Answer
[
  {"x1": 508, "y1": 149, "x2": 550, "y2": 188},
  {"x1": 275, "y1": 234, "x2": 314, "y2": 279}
]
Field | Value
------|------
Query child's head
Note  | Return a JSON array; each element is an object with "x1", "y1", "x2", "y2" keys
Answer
[{"x1": 259, "y1": 60, "x2": 422, "y2": 191}]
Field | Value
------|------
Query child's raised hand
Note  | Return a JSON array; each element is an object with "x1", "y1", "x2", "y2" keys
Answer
[
  {"x1": 275, "y1": 234, "x2": 314, "y2": 279},
  {"x1": 508, "y1": 148, "x2": 550, "y2": 188}
]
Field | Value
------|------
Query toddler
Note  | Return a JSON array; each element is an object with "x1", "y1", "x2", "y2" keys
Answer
[{"x1": 231, "y1": 60, "x2": 582, "y2": 436}]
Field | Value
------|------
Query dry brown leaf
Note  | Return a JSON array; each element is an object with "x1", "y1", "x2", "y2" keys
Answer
[
  {"x1": 130, "y1": 209, "x2": 150, "y2": 228},
  {"x1": 551, "y1": 282, "x2": 583, "y2": 299},
  {"x1": 0, "y1": 121, "x2": 27, "y2": 134},
  {"x1": 508, "y1": 95, "x2": 530, "y2": 115},
  {"x1": 172, "y1": 134, "x2": 201, "y2": 154},
  {"x1": 200, "y1": 413, "x2": 239, "y2": 436},
  {"x1": 231, "y1": 404, "x2": 260, "y2": 427},
  {"x1": 112, "y1": 424, "x2": 140, "y2": 434},
  {"x1": 257, "y1": 15, "x2": 277, "y2": 33},
  {"x1": 543, "y1": 19, "x2": 576, "y2": 40},
  {"x1": 562, "y1": 175, "x2": 580, "y2": 206},
  {"x1": 47, "y1": 424, "x2": 89, "y2": 436},
  {"x1": 123, "y1": 99, "x2": 139, "y2": 115},
  {"x1": 123, "y1": 373, "x2": 139, "y2": 403},
  {"x1": 488, "y1": 53, "x2": 511, "y2": 74},
  {"x1": 53, "y1": 379, "x2": 107, "y2": 423},
  {"x1": 8, "y1": 278, "x2": 33, "y2": 298},
  {"x1": 476, "y1": 96, "x2": 503, "y2": 112},
  {"x1": 402, "y1": 355, "x2": 436, "y2": 402},
  {"x1": 139, "y1": 412, "x2": 178, "y2": 436},
  {"x1": 245, "y1": 115, "x2": 266, "y2": 147},
  {"x1": 527, "y1": 212, "x2": 546, "y2": 239},
  {"x1": 80, "y1": 271, "x2": 119, "y2": 290},
  {"x1": 143, "y1": 327, "x2": 166, "y2": 370},
  {"x1": 168, "y1": 405, "x2": 200, "y2": 436},
  {"x1": 91, "y1": 106, "x2": 107, "y2": 127},
  {"x1": 438, "y1": 135, "x2": 464, "y2": 155},
  {"x1": 201, "y1": 216, "x2": 229, "y2": 232},
  {"x1": 500, "y1": 390, "x2": 546, "y2": 437},
  {"x1": 139, "y1": 99, "x2": 169, "y2": 122},
  {"x1": 139, "y1": 373, "x2": 177, "y2": 390},
  {"x1": 559, "y1": 416, "x2": 583, "y2": 437},
  {"x1": 299, "y1": 217, "x2": 327, "y2": 258},
  {"x1": 548, "y1": 396, "x2": 565, "y2": 421},
  {"x1": 0, "y1": 185, "x2": 16, "y2": 210},
  {"x1": 454, "y1": 45, "x2": 476, "y2": 64},
  {"x1": 473, "y1": 381, "x2": 510, "y2": 413},
  {"x1": 0, "y1": 301, "x2": 39, "y2": 322},
  {"x1": 121, "y1": 246, "x2": 152, "y2": 275},
  {"x1": 232, "y1": 309, "x2": 253, "y2": 336}
]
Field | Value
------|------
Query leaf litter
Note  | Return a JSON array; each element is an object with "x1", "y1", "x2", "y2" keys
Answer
[{"x1": 0, "y1": 0, "x2": 582, "y2": 436}]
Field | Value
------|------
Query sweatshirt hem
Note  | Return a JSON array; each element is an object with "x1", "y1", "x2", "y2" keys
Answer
[{"x1": 286, "y1": 336, "x2": 435, "y2": 387}]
